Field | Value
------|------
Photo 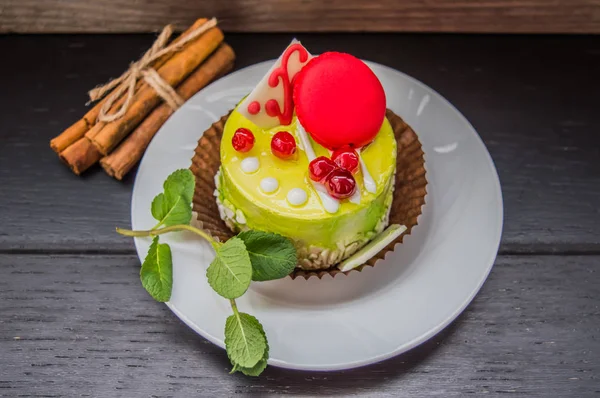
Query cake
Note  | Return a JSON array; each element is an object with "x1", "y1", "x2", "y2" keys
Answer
[{"x1": 213, "y1": 41, "x2": 401, "y2": 271}]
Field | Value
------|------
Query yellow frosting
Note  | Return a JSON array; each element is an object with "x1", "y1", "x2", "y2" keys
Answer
[{"x1": 218, "y1": 106, "x2": 397, "y2": 249}]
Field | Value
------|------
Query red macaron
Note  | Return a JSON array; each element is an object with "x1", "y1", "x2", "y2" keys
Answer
[{"x1": 293, "y1": 52, "x2": 386, "y2": 150}]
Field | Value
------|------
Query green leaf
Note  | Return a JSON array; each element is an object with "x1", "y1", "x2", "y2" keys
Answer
[
  {"x1": 164, "y1": 168, "x2": 195, "y2": 203},
  {"x1": 229, "y1": 311, "x2": 269, "y2": 376},
  {"x1": 140, "y1": 236, "x2": 172, "y2": 302},
  {"x1": 151, "y1": 193, "x2": 192, "y2": 227},
  {"x1": 235, "y1": 333, "x2": 269, "y2": 376},
  {"x1": 151, "y1": 169, "x2": 195, "y2": 227},
  {"x1": 225, "y1": 312, "x2": 267, "y2": 369},
  {"x1": 236, "y1": 351, "x2": 268, "y2": 377},
  {"x1": 206, "y1": 237, "x2": 252, "y2": 299},
  {"x1": 237, "y1": 230, "x2": 297, "y2": 281}
]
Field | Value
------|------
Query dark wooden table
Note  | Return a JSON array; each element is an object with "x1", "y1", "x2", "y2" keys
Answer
[{"x1": 1, "y1": 33, "x2": 599, "y2": 397}]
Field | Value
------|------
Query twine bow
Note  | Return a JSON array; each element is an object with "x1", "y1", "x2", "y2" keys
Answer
[{"x1": 89, "y1": 18, "x2": 217, "y2": 123}]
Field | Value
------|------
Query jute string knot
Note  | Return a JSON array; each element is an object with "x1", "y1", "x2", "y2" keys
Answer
[{"x1": 88, "y1": 18, "x2": 217, "y2": 123}]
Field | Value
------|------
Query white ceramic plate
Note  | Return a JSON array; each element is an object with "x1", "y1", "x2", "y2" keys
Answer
[{"x1": 131, "y1": 60, "x2": 503, "y2": 371}]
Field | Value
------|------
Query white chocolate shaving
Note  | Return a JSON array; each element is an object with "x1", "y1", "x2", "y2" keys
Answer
[
  {"x1": 296, "y1": 121, "x2": 317, "y2": 160},
  {"x1": 235, "y1": 209, "x2": 247, "y2": 224},
  {"x1": 238, "y1": 39, "x2": 312, "y2": 129},
  {"x1": 313, "y1": 182, "x2": 341, "y2": 213},
  {"x1": 349, "y1": 185, "x2": 361, "y2": 204},
  {"x1": 358, "y1": 149, "x2": 377, "y2": 194}
]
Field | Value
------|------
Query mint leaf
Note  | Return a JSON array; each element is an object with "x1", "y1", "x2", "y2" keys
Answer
[
  {"x1": 233, "y1": 325, "x2": 269, "y2": 376},
  {"x1": 151, "y1": 194, "x2": 192, "y2": 227},
  {"x1": 225, "y1": 312, "x2": 267, "y2": 368},
  {"x1": 236, "y1": 349, "x2": 268, "y2": 377},
  {"x1": 207, "y1": 237, "x2": 252, "y2": 299},
  {"x1": 140, "y1": 236, "x2": 172, "y2": 302},
  {"x1": 237, "y1": 231, "x2": 297, "y2": 281},
  {"x1": 151, "y1": 169, "x2": 195, "y2": 227},
  {"x1": 164, "y1": 169, "x2": 195, "y2": 203}
]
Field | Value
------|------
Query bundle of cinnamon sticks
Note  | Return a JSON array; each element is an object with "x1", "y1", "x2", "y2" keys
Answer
[{"x1": 50, "y1": 18, "x2": 235, "y2": 180}]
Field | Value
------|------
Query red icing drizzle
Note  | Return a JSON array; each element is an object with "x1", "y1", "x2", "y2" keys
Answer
[
  {"x1": 247, "y1": 101, "x2": 260, "y2": 115},
  {"x1": 264, "y1": 43, "x2": 309, "y2": 125}
]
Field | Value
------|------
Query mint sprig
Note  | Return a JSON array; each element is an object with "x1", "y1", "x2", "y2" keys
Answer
[
  {"x1": 140, "y1": 236, "x2": 173, "y2": 302},
  {"x1": 116, "y1": 169, "x2": 298, "y2": 376},
  {"x1": 225, "y1": 303, "x2": 267, "y2": 368},
  {"x1": 151, "y1": 169, "x2": 195, "y2": 228},
  {"x1": 238, "y1": 230, "x2": 297, "y2": 281},
  {"x1": 207, "y1": 237, "x2": 252, "y2": 299}
]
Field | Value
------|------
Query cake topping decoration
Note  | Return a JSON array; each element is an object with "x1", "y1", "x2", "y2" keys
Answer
[
  {"x1": 308, "y1": 156, "x2": 337, "y2": 183},
  {"x1": 235, "y1": 209, "x2": 247, "y2": 224},
  {"x1": 271, "y1": 131, "x2": 297, "y2": 160},
  {"x1": 240, "y1": 157, "x2": 259, "y2": 173},
  {"x1": 359, "y1": 152, "x2": 377, "y2": 193},
  {"x1": 232, "y1": 127, "x2": 255, "y2": 152},
  {"x1": 293, "y1": 52, "x2": 386, "y2": 149},
  {"x1": 295, "y1": 120, "x2": 316, "y2": 159},
  {"x1": 325, "y1": 169, "x2": 357, "y2": 200},
  {"x1": 263, "y1": 43, "x2": 309, "y2": 125},
  {"x1": 331, "y1": 147, "x2": 360, "y2": 174},
  {"x1": 260, "y1": 177, "x2": 279, "y2": 193},
  {"x1": 247, "y1": 101, "x2": 261, "y2": 115},
  {"x1": 349, "y1": 185, "x2": 361, "y2": 204},
  {"x1": 312, "y1": 182, "x2": 340, "y2": 213},
  {"x1": 287, "y1": 188, "x2": 308, "y2": 206},
  {"x1": 238, "y1": 40, "x2": 312, "y2": 129},
  {"x1": 295, "y1": 121, "x2": 340, "y2": 213}
]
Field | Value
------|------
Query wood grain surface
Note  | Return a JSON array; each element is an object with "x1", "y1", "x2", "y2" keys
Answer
[
  {"x1": 1, "y1": 254, "x2": 598, "y2": 396},
  {"x1": 0, "y1": 34, "x2": 598, "y2": 252},
  {"x1": 1, "y1": 0, "x2": 600, "y2": 33}
]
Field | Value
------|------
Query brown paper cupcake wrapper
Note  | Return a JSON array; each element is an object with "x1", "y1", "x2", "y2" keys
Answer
[{"x1": 190, "y1": 109, "x2": 427, "y2": 279}]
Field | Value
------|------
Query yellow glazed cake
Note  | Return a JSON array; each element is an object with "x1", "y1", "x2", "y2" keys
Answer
[{"x1": 215, "y1": 41, "x2": 399, "y2": 270}]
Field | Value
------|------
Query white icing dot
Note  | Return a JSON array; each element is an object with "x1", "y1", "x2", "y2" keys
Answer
[
  {"x1": 240, "y1": 157, "x2": 259, "y2": 173},
  {"x1": 287, "y1": 188, "x2": 308, "y2": 206},
  {"x1": 260, "y1": 177, "x2": 279, "y2": 193}
]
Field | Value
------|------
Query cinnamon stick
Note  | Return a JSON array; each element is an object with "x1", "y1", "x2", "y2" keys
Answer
[
  {"x1": 101, "y1": 44, "x2": 235, "y2": 180},
  {"x1": 59, "y1": 137, "x2": 102, "y2": 175},
  {"x1": 50, "y1": 18, "x2": 209, "y2": 155},
  {"x1": 50, "y1": 119, "x2": 89, "y2": 154},
  {"x1": 87, "y1": 26, "x2": 224, "y2": 155}
]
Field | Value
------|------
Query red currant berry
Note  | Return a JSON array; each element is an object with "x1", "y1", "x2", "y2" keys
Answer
[
  {"x1": 325, "y1": 169, "x2": 356, "y2": 200},
  {"x1": 331, "y1": 147, "x2": 360, "y2": 174},
  {"x1": 308, "y1": 156, "x2": 337, "y2": 182},
  {"x1": 232, "y1": 128, "x2": 255, "y2": 152},
  {"x1": 271, "y1": 131, "x2": 297, "y2": 159}
]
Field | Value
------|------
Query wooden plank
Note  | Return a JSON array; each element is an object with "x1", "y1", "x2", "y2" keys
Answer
[
  {"x1": 0, "y1": 34, "x2": 598, "y2": 252},
  {"x1": 1, "y1": 0, "x2": 599, "y2": 34},
  {"x1": 0, "y1": 254, "x2": 598, "y2": 395}
]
